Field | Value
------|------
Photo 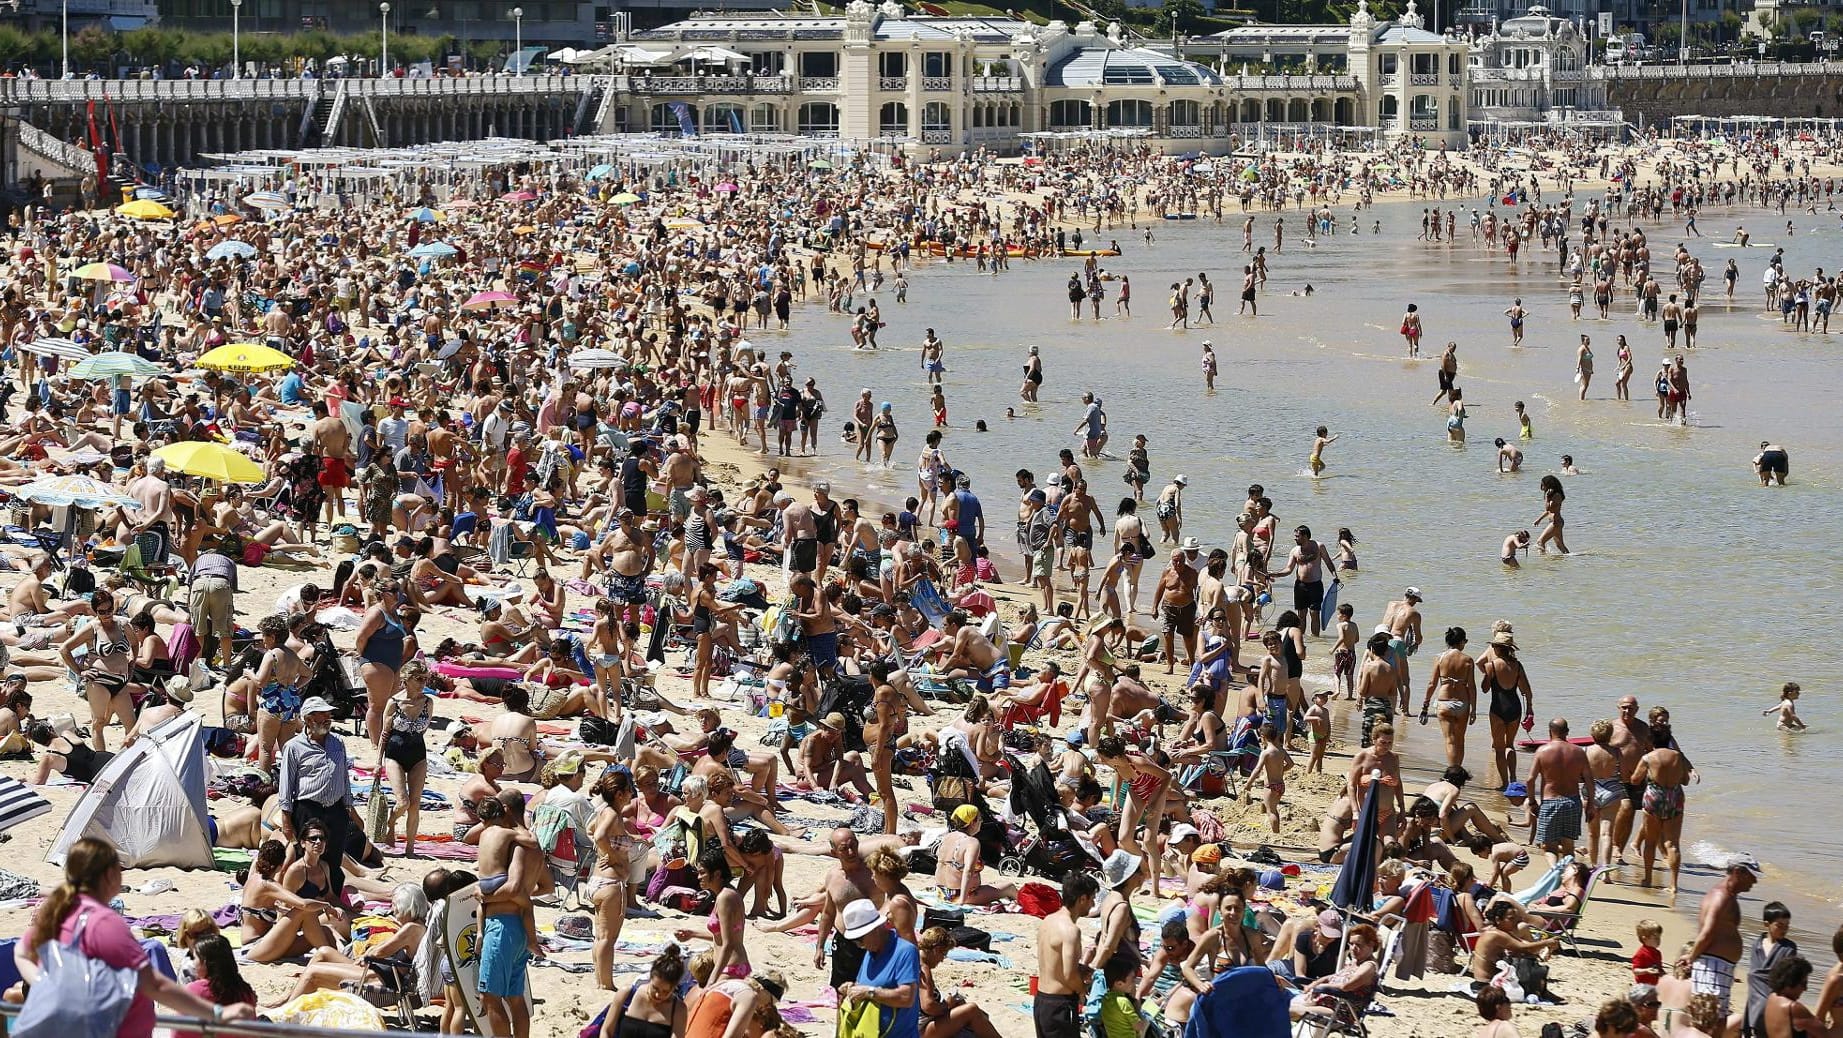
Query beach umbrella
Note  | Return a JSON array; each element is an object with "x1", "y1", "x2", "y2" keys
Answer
[
  {"x1": 132, "y1": 186, "x2": 169, "y2": 201},
  {"x1": 15, "y1": 474, "x2": 139, "y2": 510},
  {"x1": 607, "y1": 192, "x2": 642, "y2": 205},
  {"x1": 72, "y1": 262, "x2": 135, "y2": 282},
  {"x1": 585, "y1": 164, "x2": 615, "y2": 180},
  {"x1": 808, "y1": 159, "x2": 833, "y2": 170},
  {"x1": 409, "y1": 206, "x2": 445, "y2": 223},
  {"x1": 408, "y1": 241, "x2": 458, "y2": 259},
  {"x1": 568, "y1": 349, "x2": 628, "y2": 370},
  {"x1": 69, "y1": 352, "x2": 163, "y2": 380},
  {"x1": 462, "y1": 290, "x2": 518, "y2": 311},
  {"x1": 197, "y1": 341, "x2": 295, "y2": 374},
  {"x1": 500, "y1": 189, "x2": 539, "y2": 203},
  {"x1": 513, "y1": 225, "x2": 538, "y2": 235},
  {"x1": 115, "y1": 199, "x2": 175, "y2": 220},
  {"x1": 152, "y1": 442, "x2": 265, "y2": 485},
  {"x1": 0, "y1": 775, "x2": 52, "y2": 837},
  {"x1": 715, "y1": 182, "x2": 739, "y2": 193},
  {"x1": 205, "y1": 241, "x2": 257, "y2": 261},
  {"x1": 1329, "y1": 767, "x2": 1385, "y2": 960},
  {"x1": 22, "y1": 337, "x2": 91, "y2": 362},
  {"x1": 243, "y1": 191, "x2": 289, "y2": 210},
  {"x1": 665, "y1": 217, "x2": 703, "y2": 230},
  {"x1": 212, "y1": 213, "x2": 244, "y2": 227}
]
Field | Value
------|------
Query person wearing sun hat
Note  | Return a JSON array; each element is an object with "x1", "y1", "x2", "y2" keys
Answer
[
  {"x1": 931, "y1": 802, "x2": 1017, "y2": 906},
  {"x1": 276, "y1": 696, "x2": 353, "y2": 896},
  {"x1": 836, "y1": 898, "x2": 921, "y2": 1038}
]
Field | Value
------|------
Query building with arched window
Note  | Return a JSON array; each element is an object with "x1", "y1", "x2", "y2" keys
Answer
[
  {"x1": 1466, "y1": 6, "x2": 1613, "y2": 126},
  {"x1": 605, "y1": 0, "x2": 1469, "y2": 153}
]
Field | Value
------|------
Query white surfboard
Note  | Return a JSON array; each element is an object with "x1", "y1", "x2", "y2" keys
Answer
[{"x1": 438, "y1": 884, "x2": 531, "y2": 1033}]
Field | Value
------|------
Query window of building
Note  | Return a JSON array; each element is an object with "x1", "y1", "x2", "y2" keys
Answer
[
  {"x1": 879, "y1": 51, "x2": 907, "y2": 78},
  {"x1": 922, "y1": 51, "x2": 951, "y2": 77},
  {"x1": 797, "y1": 101, "x2": 838, "y2": 133},
  {"x1": 1048, "y1": 98, "x2": 1091, "y2": 127},
  {"x1": 879, "y1": 100, "x2": 909, "y2": 135},
  {"x1": 799, "y1": 51, "x2": 838, "y2": 78}
]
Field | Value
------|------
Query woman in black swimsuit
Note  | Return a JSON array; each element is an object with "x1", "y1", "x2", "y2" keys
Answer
[
  {"x1": 239, "y1": 838, "x2": 340, "y2": 963},
  {"x1": 1477, "y1": 628, "x2": 1533, "y2": 791},
  {"x1": 598, "y1": 945, "x2": 688, "y2": 1038},
  {"x1": 283, "y1": 818, "x2": 351, "y2": 942},
  {"x1": 28, "y1": 721, "x2": 113, "y2": 785},
  {"x1": 57, "y1": 590, "x2": 134, "y2": 752},
  {"x1": 380, "y1": 658, "x2": 435, "y2": 855}
]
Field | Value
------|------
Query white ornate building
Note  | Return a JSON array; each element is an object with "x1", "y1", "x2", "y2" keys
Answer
[
  {"x1": 607, "y1": 0, "x2": 1471, "y2": 152},
  {"x1": 1466, "y1": 6, "x2": 1613, "y2": 125}
]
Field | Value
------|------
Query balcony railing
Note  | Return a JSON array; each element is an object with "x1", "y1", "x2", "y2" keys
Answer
[
  {"x1": 1168, "y1": 124, "x2": 1203, "y2": 138},
  {"x1": 921, "y1": 128, "x2": 950, "y2": 143},
  {"x1": 879, "y1": 76, "x2": 907, "y2": 90},
  {"x1": 922, "y1": 76, "x2": 954, "y2": 91},
  {"x1": 798, "y1": 76, "x2": 840, "y2": 92},
  {"x1": 1409, "y1": 72, "x2": 1440, "y2": 85},
  {"x1": 1219, "y1": 74, "x2": 1359, "y2": 91},
  {"x1": 971, "y1": 76, "x2": 1021, "y2": 91},
  {"x1": 1409, "y1": 115, "x2": 1438, "y2": 130},
  {"x1": 0, "y1": 74, "x2": 585, "y2": 104}
]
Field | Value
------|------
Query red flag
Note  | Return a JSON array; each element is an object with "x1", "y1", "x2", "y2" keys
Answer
[{"x1": 85, "y1": 100, "x2": 107, "y2": 184}]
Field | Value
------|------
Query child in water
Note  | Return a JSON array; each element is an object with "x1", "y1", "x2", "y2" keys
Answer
[
  {"x1": 1515, "y1": 400, "x2": 1534, "y2": 440},
  {"x1": 1763, "y1": 682, "x2": 1807, "y2": 731}
]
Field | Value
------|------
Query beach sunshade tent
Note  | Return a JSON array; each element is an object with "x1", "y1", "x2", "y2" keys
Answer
[
  {"x1": 243, "y1": 191, "x2": 289, "y2": 210},
  {"x1": 568, "y1": 349, "x2": 628, "y2": 370},
  {"x1": 69, "y1": 352, "x2": 164, "y2": 380},
  {"x1": 22, "y1": 337, "x2": 91, "y2": 361},
  {"x1": 408, "y1": 241, "x2": 459, "y2": 259},
  {"x1": 49, "y1": 713, "x2": 213, "y2": 870},
  {"x1": 206, "y1": 240, "x2": 257, "y2": 261},
  {"x1": 462, "y1": 290, "x2": 518, "y2": 311},
  {"x1": 0, "y1": 775, "x2": 51, "y2": 837},
  {"x1": 115, "y1": 199, "x2": 175, "y2": 220},
  {"x1": 153, "y1": 441, "x2": 265, "y2": 484},
  {"x1": 197, "y1": 341, "x2": 295, "y2": 373},
  {"x1": 73, "y1": 262, "x2": 135, "y2": 282}
]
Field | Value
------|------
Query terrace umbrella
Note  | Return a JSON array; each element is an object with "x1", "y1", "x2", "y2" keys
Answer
[
  {"x1": 500, "y1": 190, "x2": 539, "y2": 203},
  {"x1": 808, "y1": 159, "x2": 833, "y2": 170},
  {"x1": 586, "y1": 164, "x2": 615, "y2": 180},
  {"x1": 152, "y1": 442, "x2": 265, "y2": 485},
  {"x1": 462, "y1": 290, "x2": 519, "y2": 311},
  {"x1": 1329, "y1": 768, "x2": 1385, "y2": 962},
  {"x1": 197, "y1": 341, "x2": 294, "y2": 374},
  {"x1": 69, "y1": 352, "x2": 163, "y2": 380},
  {"x1": 115, "y1": 199, "x2": 175, "y2": 220},
  {"x1": 243, "y1": 191, "x2": 289, "y2": 210},
  {"x1": 73, "y1": 262, "x2": 135, "y2": 282},
  {"x1": 567, "y1": 349, "x2": 628, "y2": 370},
  {"x1": 15, "y1": 476, "x2": 139, "y2": 559},
  {"x1": 22, "y1": 337, "x2": 91, "y2": 362},
  {"x1": 205, "y1": 241, "x2": 257, "y2": 261},
  {"x1": 408, "y1": 241, "x2": 459, "y2": 259},
  {"x1": 715, "y1": 182, "x2": 739, "y2": 193},
  {"x1": 608, "y1": 192, "x2": 642, "y2": 205},
  {"x1": 409, "y1": 206, "x2": 445, "y2": 223}
]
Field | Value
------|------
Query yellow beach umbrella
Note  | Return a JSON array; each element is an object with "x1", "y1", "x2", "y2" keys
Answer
[
  {"x1": 197, "y1": 341, "x2": 295, "y2": 373},
  {"x1": 608, "y1": 192, "x2": 642, "y2": 205},
  {"x1": 665, "y1": 217, "x2": 704, "y2": 230},
  {"x1": 152, "y1": 441, "x2": 265, "y2": 484},
  {"x1": 116, "y1": 199, "x2": 176, "y2": 220}
]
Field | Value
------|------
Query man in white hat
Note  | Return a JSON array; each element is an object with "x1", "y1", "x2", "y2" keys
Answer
[
  {"x1": 836, "y1": 898, "x2": 921, "y2": 1038},
  {"x1": 1380, "y1": 587, "x2": 1425, "y2": 710},
  {"x1": 277, "y1": 696, "x2": 353, "y2": 894}
]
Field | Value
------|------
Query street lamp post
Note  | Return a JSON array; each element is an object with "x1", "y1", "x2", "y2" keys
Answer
[
  {"x1": 60, "y1": 0, "x2": 67, "y2": 78},
  {"x1": 379, "y1": 1, "x2": 390, "y2": 76},
  {"x1": 231, "y1": 0, "x2": 242, "y2": 79},
  {"x1": 512, "y1": 7, "x2": 523, "y2": 73}
]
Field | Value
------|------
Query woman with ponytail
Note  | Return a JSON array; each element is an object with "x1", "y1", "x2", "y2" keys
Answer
[{"x1": 17, "y1": 837, "x2": 256, "y2": 1038}]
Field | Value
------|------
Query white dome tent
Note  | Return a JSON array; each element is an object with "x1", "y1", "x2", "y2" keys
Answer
[{"x1": 48, "y1": 712, "x2": 214, "y2": 870}]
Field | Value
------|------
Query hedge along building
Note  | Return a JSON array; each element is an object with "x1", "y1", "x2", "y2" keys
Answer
[{"x1": 612, "y1": 0, "x2": 1471, "y2": 153}]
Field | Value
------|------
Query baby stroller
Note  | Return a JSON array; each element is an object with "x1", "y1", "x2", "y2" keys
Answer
[{"x1": 996, "y1": 751, "x2": 1099, "y2": 880}]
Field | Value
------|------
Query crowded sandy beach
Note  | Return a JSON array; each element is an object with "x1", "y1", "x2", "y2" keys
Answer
[{"x1": 0, "y1": 126, "x2": 1834, "y2": 1038}]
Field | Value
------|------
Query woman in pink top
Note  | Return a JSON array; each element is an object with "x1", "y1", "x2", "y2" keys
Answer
[{"x1": 15, "y1": 838, "x2": 257, "y2": 1038}]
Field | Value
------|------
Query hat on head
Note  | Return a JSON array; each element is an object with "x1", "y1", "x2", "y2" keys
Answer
[
  {"x1": 1065, "y1": 729, "x2": 1085, "y2": 748},
  {"x1": 1101, "y1": 848, "x2": 1144, "y2": 890},
  {"x1": 1174, "y1": 474, "x2": 1188, "y2": 486},
  {"x1": 951, "y1": 804, "x2": 981, "y2": 829},
  {"x1": 1316, "y1": 909, "x2": 1345, "y2": 939},
  {"x1": 553, "y1": 749, "x2": 585, "y2": 776},
  {"x1": 300, "y1": 697, "x2": 335, "y2": 717},
  {"x1": 1404, "y1": 586, "x2": 1423, "y2": 600},
  {"x1": 164, "y1": 675, "x2": 195, "y2": 704},
  {"x1": 1181, "y1": 536, "x2": 1202, "y2": 551},
  {"x1": 1168, "y1": 823, "x2": 1201, "y2": 846},
  {"x1": 1313, "y1": 688, "x2": 1334, "y2": 700},
  {"x1": 839, "y1": 898, "x2": 887, "y2": 941},
  {"x1": 1728, "y1": 853, "x2": 1763, "y2": 878},
  {"x1": 821, "y1": 712, "x2": 847, "y2": 731},
  {"x1": 1191, "y1": 843, "x2": 1223, "y2": 865},
  {"x1": 1490, "y1": 631, "x2": 1518, "y2": 649},
  {"x1": 1628, "y1": 984, "x2": 1660, "y2": 1007}
]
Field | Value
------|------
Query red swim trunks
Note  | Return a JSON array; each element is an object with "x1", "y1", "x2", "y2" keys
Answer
[{"x1": 317, "y1": 455, "x2": 351, "y2": 488}]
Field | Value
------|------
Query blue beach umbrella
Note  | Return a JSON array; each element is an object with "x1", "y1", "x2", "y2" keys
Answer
[
  {"x1": 408, "y1": 241, "x2": 458, "y2": 259},
  {"x1": 1329, "y1": 768, "x2": 1384, "y2": 930}
]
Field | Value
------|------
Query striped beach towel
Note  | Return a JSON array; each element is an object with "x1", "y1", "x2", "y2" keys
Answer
[{"x1": 0, "y1": 775, "x2": 50, "y2": 835}]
